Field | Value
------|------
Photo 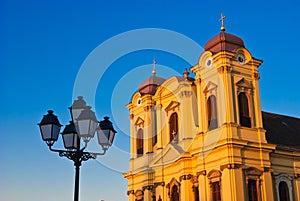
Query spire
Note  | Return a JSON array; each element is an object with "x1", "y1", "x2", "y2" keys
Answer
[
  {"x1": 152, "y1": 59, "x2": 157, "y2": 75},
  {"x1": 220, "y1": 13, "x2": 226, "y2": 32},
  {"x1": 183, "y1": 68, "x2": 190, "y2": 80}
]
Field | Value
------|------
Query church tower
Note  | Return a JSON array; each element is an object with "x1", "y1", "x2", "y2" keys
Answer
[{"x1": 123, "y1": 15, "x2": 300, "y2": 201}]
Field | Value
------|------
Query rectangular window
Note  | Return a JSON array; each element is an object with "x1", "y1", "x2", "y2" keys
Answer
[
  {"x1": 248, "y1": 179, "x2": 258, "y2": 201},
  {"x1": 212, "y1": 182, "x2": 221, "y2": 201}
]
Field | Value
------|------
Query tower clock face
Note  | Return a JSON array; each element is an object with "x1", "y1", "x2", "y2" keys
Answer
[
  {"x1": 205, "y1": 57, "x2": 213, "y2": 68},
  {"x1": 237, "y1": 54, "x2": 245, "y2": 65}
]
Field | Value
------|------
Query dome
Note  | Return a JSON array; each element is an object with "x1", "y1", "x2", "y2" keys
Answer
[
  {"x1": 138, "y1": 74, "x2": 166, "y2": 95},
  {"x1": 204, "y1": 31, "x2": 245, "y2": 54}
]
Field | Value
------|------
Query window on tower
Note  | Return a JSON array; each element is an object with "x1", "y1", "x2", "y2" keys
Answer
[
  {"x1": 169, "y1": 112, "x2": 178, "y2": 143},
  {"x1": 211, "y1": 182, "x2": 221, "y2": 201},
  {"x1": 207, "y1": 95, "x2": 218, "y2": 130},
  {"x1": 238, "y1": 92, "x2": 251, "y2": 128},
  {"x1": 136, "y1": 128, "x2": 144, "y2": 157},
  {"x1": 248, "y1": 179, "x2": 258, "y2": 201}
]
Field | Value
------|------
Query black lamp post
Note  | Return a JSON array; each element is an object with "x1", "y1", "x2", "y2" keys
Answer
[{"x1": 38, "y1": 96, "x2": 117, "y2": 201}]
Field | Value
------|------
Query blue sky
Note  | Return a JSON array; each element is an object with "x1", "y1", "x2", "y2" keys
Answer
[{"x1": 1, "y1": 0, "x2": 300, "y2": 201}]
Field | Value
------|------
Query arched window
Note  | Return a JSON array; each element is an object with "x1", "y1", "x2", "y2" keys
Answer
[
  {"x1": 169, "y1": 112, "x2": 178, "y2": 143},
  {"x1": 248, "y1": 179, "x2": 258, "y2": 201},
  {"x1": 238, "y1": 92, "x2": 251, "y2": 127},
  {"x1": 171, "y1": 185, "x2": 179, "y2": 201},
  {"x1": 136, "y1": 129, "x2": 143, "y2": 157},
  {"x1": 279, "y1": 181, "x2": 290, "y2": 201},
  {"x1": 207, "y1": 95, "x2": 218, "y2": 130}
]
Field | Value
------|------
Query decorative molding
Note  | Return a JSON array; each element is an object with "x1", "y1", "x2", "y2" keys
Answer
[
  {"x1": 217, "y1": 66, "x2": 232, "y2": 74},
  {"x1": 134, "y1": 189, "x2": 144, "y2": 200},
  {"x1": 243, "y1": 167, "x2": 262, "y2": 177},
  {"x1": 144, "y1": 106, "x2": 150, "y2": 112},
  {"x1": 235, "y1": 78, "x2": 252, "y2": 89},
  {"x1": 179, "y1": 91, "x2": 193, "y2": 98},
  {"x1": 203, "y1": 81, "x2": 217, "y2": 94},
  {"x1": 220, "y1": 163, "x2": 242, "y2": 171},
  {"x1": 165, "y1": 101, "x2": 180, "y2": 112},
  {"x1": 135, "y1": 117, "x2": 144, "y2": 127},
  {"x1": 155, "y1": 104, "x2": 162, "y2": 111},
  {"x1": 127, "y1": 190, "x2": 134, "y2": 195},
  {"x1": 154, "y1": 181, "x2": 165, "y2": 188},
  {"x1": 274, "y1": 174, "x2": 294, "y2": 201},
  {"x1": 253, "y1": 72, "x2": 260, "y2": 80},
  {"x1": 179, "y1": 174, "x2": 193, "y2": 181},
  {"x1": 142, "y1": 185, "x2": 153, "y2": 191},
  {"x1": 207, "y1": 170, "x2": 222, "y2": 179},
  {"x1": 166, "y1": 178, "x2": 181, "y2": 198},
  {"x1": 129, "y1": 114, "x2": 134, "y2": 120},
  {"x1": 196, "y1": 170, "x2": 206, "y2": 176},
  {"x1": 263, "y1": 167, "x2": 272, "y2": 173}
]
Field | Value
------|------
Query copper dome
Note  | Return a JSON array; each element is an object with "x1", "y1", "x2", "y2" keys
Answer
[
  {"x1": 204, "y1": 31, "x2": 245, "y2": 54},
  {"x1": 138, "y1": 74, "x2": 166, "y2": 95}
]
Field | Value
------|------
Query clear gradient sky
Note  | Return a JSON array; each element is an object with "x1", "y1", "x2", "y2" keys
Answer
[{"x1": 1, "y1": 0, "x2": 300, "y2": 201}]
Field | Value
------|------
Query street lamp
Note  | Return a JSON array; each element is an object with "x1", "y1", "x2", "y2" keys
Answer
[{"x1": 38, "y1": 96, "x2": 117, "y2": 201}]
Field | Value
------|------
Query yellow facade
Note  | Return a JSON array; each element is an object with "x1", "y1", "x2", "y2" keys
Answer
[{"x1": 123, "y1": 28, "x2": 300, "y2": 201}]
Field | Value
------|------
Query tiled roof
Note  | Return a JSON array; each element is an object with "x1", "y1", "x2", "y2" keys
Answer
[{"x1": 262, "y1": 111, "x2": 300, "y2": 149}]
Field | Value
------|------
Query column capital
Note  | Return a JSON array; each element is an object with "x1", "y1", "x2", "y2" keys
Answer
[
  {"x1": 217, "y1": 66, "x2": 232, "y2": 74},
  {"x1": 196, "y1": 170, "x2": 206, "y2": 176}
]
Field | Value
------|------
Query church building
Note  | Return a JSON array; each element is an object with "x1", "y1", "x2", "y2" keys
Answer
[{"x1": 123, "y1": 17, "x2": 300, "y2": 201}]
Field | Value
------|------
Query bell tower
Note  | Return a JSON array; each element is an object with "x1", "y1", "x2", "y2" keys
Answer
[
  {"x1": 190, "y1": 15, "x2": 275, "y2": 201},
  {"x1": 191, "y1": 15, "x2": 265, "y2": 140}
]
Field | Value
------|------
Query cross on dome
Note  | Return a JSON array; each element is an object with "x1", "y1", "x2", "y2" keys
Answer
[{"x1": 220, "y1": 13, "x2": 226, "y2": 31}]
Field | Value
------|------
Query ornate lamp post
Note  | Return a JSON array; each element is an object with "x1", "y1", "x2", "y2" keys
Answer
[{"x1": 38, "y1": 96, "x2": 117, "y2": 201}]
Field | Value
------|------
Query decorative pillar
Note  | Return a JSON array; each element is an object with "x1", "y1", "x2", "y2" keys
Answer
[
  {"x1": 197, "y1": 170, "x2": 207, "y2": 201},
  {"x1": 194, "y1": 77, "x2": 204, "y2": 133},
  {"x1": 295, "y1": 173, "x2": 300, "y2": 201},
  {"x1": 252, "y1": 72, "x2": 263, "y2": 128},
  {"x1": 155, "y1": 104, "x2": 163, "y2": 149},
  {"x1": 179, "y1": 89, "x2": 194, "y2": 141},
  {"x1": 180, "y1": 174, "x2": 193, "y2": 200},
  {"x1": 261, "y1": 168, "x2": 274, "y2": 201},
  {"x1": 144, "y1": 106, "x2": 153, "y2": 153},
  {"x1": 220, "y1": 164, "x2": 245, "y2": 201},
  {"x1": 143, "y1": 185, "x2": 153, "y2": 201},
  {"x1": 218, "y1": 65, "x2": 235, "y2": 124},
  {"x1": 154, "y1": 182, "x2": 165, "y2": 201}
]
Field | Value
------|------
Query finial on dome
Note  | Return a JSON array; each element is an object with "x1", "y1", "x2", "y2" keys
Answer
[
  {"x1": 220, "y1": 13, "x2": 226, "y2": 32},
  {"x1": 183, "y1": 68, "x2": 189, "y2": 80},
  {"x1": 152, "y1": 59, "x2": 157, "y2": 75}
]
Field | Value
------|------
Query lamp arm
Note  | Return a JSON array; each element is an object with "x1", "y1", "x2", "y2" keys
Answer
[{"x1": 48, "y1": 145, "x2": 97, "y2": 164}]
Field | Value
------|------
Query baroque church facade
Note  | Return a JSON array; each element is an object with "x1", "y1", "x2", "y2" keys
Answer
[{"x1": 123, "y1": 20, "x2": 300, "y2": 201}]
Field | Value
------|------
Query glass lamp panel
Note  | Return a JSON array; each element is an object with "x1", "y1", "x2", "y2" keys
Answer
[
  {"x1": 71, "y1": 108, "x2": 84, "y2": 123},
  {"x1": 40, "y1": 124, "x2": 52, "y2": 141},
  {"x1": 76, "y1": 119, "x2": 90, "y2": 138},
  {"x1": 109, "y1": 130, "x2": 116, "y2": 145},
  {"x1": 88, "y1": 120, "x2": 97, "y2": 138},
  {"x1": 62, "y1": 133, "x2": 78, "y2": 149},
  {"x1": 62, "y1": 133, "x2": 74, "y2": 149},
  {"x1": 51, "y1": 124, "x2": 61, "y2": 141},
  {"x1": 97, "y1": 129, "x2": 109, "y2": 146}
]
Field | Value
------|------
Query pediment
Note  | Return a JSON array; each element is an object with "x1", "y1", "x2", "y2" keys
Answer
[
  {"x1": 135, "y1": 117, "x2": 144, "y2": 127},
  {"x1": 203, "y1": 81, "x2": 217, "y2": 93},
  {"x1": 236, "y1": 78, "x2": 252, "y2": 89},
  {"x1": 151, "y1": 143, "x2": 185, "y2": 166},
  {"x1": 165, "y1": 101, "x2": 180, "y2": 112}
]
